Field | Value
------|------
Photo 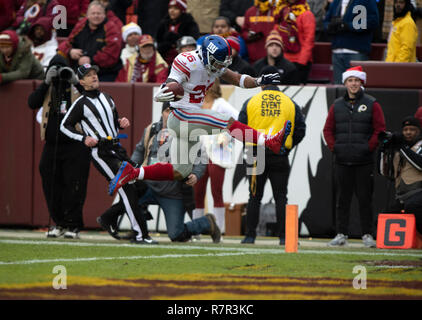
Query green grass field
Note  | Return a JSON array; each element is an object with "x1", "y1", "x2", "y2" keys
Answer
[{"x1": 1, "y1": 230, "x2": 422, "y2": 300}]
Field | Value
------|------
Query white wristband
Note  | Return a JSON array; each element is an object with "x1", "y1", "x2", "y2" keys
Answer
[{"x1": 239, "y1": 74, "x2": 248, "y2": 88}]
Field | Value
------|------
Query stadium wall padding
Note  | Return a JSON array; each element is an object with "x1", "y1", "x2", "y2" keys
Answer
[{"x1": 0, "y1": 81, "x2": 421, "y2": 238}]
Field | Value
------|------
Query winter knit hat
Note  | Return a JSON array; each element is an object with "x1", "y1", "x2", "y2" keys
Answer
[
  {"x1": 168, "y1": 0, "x2": 187, "y2": 12},
  {"x1": 0, "y1": 30, "x2": 19, "y2": 53},
  {"x1": 342, "y1": 66, "x2": 367, "y2": 84},
  {"x1": 122, "y1": 22, "x2": 142, "y2": 43},
  {"x1": 265, "y1": 31, "x2": 283, "y2": 49},
  {"x1": 226, "y1": 36, "x2": 240, "y2": 53}
]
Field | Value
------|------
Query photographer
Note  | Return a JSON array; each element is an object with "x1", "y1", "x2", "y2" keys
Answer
[
  {"x1": 28, "y1": 54, "x2": 91, "y2": 239},
  {"x1": 379, "y1": 117, "x2": 422, "y2": 234}
]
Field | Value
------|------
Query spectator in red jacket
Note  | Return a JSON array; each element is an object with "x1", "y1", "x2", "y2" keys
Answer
[
  {"x1": 241, "y1": 0, "x2": 277, "y2": 65},
  {"x1": 116, "y1": 34, "x2": 168, "y2": 83},
  {"x1": 273, "y1": 0, "x2": 315, "y2": 84},
  {"x1": 0, "y1": 0, "x2": 23, "y2": 32},
  {"x1": 56, "y1": 0, "x2": 89, "y2": 37},
  {"x1": 58, "y1": 1, "x2": 123, "y2": 81},
  {"x1": 14, "y1": 0, "x2": 59, "y2": 35}
]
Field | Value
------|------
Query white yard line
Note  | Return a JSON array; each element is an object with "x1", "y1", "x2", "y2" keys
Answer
[
  {"x1": 0, "y1": 239, "x2": 421, "y2": 266},
  {"x1": 0, "y1": 252, "x2": 249, "y2": 265}
]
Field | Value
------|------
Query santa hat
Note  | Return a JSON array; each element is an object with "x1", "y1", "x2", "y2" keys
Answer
[
  {"x1": 168, "y1": 0, "x2": 187, "y2": 12},
  {"x1": 0, "y1": 30, "x2": 19, "y2": 53},
  {"x1": 122, "y1": 22, "x2": 142, "y2": 43},
  {"x1": 226, "y1": 36, "x2": 240, "y2": 53},
  {"x1": 342, "y1": 66, "x2": 366, "y2": 84}
]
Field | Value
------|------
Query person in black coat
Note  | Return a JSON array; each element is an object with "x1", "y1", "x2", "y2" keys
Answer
[
  {"x1": 253, "y1": 31, "x2": 300, "y2": 85},
  {"x1": 156, "y1": 0, "x2": 200, "y2": 66}
]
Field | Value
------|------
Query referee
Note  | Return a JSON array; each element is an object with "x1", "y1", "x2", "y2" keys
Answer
[{"x1": 60, "y1": 64, "x2": 156, "y2": 244}]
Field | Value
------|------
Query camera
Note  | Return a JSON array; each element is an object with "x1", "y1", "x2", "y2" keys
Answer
[
  {"x1": 55, "y1": 67, "x2": 75, "y2": 82},
  {"x1": 378, "y1": 131, "x2": 403, "y2": 148}
]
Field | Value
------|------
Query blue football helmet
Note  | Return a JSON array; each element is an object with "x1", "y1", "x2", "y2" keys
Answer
[{"x1": 201, "y1": 35, "x2": 232, "y2": 77}]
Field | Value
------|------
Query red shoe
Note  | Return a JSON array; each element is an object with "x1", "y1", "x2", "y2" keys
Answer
[
  {"x1": 265, "y1": 120, "x2": 292, "y2": 154},
  {"x1": 108, "y1": 161, "x2": 139, "y2": 196}
]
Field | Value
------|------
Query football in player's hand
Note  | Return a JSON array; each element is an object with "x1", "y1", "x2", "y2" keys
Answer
[{"x1": 165, "y1": 82, "x2": 184, "y2": 101}]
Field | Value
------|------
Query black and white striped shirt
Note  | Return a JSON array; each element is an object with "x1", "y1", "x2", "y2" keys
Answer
[{"x1": 60, "y1": 89, "x2": 120, "y2": 143}]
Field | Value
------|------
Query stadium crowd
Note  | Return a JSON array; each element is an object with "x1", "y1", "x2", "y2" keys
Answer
[{"x1": 0, "y1": 0, "x2": 421, "y2": 245}]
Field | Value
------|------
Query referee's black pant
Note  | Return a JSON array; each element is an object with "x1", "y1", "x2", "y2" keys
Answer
[
  {"x1": 245, "y1": 154, "x2": 290, "y2": 239},
  {"x1": 39, "y1": 142, "x2": 91, "y2": 229},
  {"x1": 91, "y1": 144, "x2": 147, "y2": 241}
]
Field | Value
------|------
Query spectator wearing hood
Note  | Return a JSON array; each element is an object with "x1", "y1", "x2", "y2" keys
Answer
[
  {"x1": 0, "y1": 29, "x2": 44, "y2": 84},
  {"x1": 156, "y1": 0, "x2": 200, "y2": 66},
  {"x1": 116, "y1": 34, "x2": 168, "y2": 83},
  {"x1": 386, "y1": 0, "x2": 418, "y2": 62},
  {"x1": 0, "y1": 0, "x2": 23, "y2": 32},
  {"x1": 27, "y1": 54, "x2": 91, "y2": 239},
  {"x1": 58, "y1": 1, "x2": 123, "y2": 82},
  {"x1": 241, "y1": 0, "x2": 277, "y2": 65},
  {"x1": 56, "y1": 0, "x2": 90, "y2": 37},
  {"x1": 120, "y1": 22, "x2": 142, "y2": 64},
  {"x1": 14, "y1": 0, "x2": 59, "y2": 35},
  {"x1": 28, "y1": 16, "x2": 58, "y2": 68}
]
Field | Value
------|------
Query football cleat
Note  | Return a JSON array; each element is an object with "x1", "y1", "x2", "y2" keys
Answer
[
  {"x1": 265, "y1": 120, "x2": 292, "y2": 154},
  {"x1": 108, "y1": 161, "x2": 139, "y2": 196}
]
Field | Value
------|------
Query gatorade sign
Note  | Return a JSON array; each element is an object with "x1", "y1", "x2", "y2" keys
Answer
[{"x1": 376, "y1": 214, "x2": 422, "y2": 249}]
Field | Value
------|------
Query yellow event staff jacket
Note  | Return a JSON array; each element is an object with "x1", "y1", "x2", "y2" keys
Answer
[
  {"x1": 385, "y1": 11, "x2": 418, "y2": 62},
  {"x1": 238, "y1": 85, "x2": 306, "y2": 153}
]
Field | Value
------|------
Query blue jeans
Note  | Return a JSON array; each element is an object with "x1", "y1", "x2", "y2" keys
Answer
[
  {"x1": 138, "y1": 188, "x2": 211, "y2": 241},
  {"x1": 332, "y1": 52, "x2": 369, "y2": 84}
]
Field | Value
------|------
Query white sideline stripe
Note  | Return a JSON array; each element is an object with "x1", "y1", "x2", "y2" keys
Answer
[
  {"x1": 1, "y1": 239, "x2": 422, "y2": 259},
  {"x1": 0, "y1": 252, "x2": 249, "y2": 265}
]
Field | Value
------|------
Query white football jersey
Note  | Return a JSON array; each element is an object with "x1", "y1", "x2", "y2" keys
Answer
[{"x1": 168, "y1": 50, "x2": 217, "y2": 110}]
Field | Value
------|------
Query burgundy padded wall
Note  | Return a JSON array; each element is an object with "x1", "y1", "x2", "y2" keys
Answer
[
  {"x1": 0, "y1": 81, "x2": 35, "y2": 225},
  {"x1": 132, "y1": 83, "x2": 154, "y2": 146}
]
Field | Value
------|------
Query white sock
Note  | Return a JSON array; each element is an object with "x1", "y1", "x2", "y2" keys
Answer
[
  {"x1": 257, "y1": 134, "x2": 266, "y2": 146},
  {"x1": 213, "y1": 207, "x2": 226, "y2": 234},
  {"x1": 138, "y1": 166, "x2": 145, "y2": 180},
  {"x1": 192, "y1": 208, "x2": 204, "y2": 220}
]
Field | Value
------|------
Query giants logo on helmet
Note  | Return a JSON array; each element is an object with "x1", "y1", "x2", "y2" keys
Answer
[{"x1": 207, "y1": 42, "x2": 218, "y2": 54}]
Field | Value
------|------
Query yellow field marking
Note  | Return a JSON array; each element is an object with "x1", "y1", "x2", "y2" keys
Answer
[
  {"x1": 0, "y1": 291, "x2": 131, "y2": 300},
  {"x1": 1, "y1": 273, "x2": 422, "y2": 300}
]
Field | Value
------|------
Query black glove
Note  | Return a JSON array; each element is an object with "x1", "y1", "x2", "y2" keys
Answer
[
  {"x1": 247, "y1": 31, "x2": 264, "y2": 42},
  {"x1": 256, "y1": 73, "x2": 281, "y2": 86}
]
